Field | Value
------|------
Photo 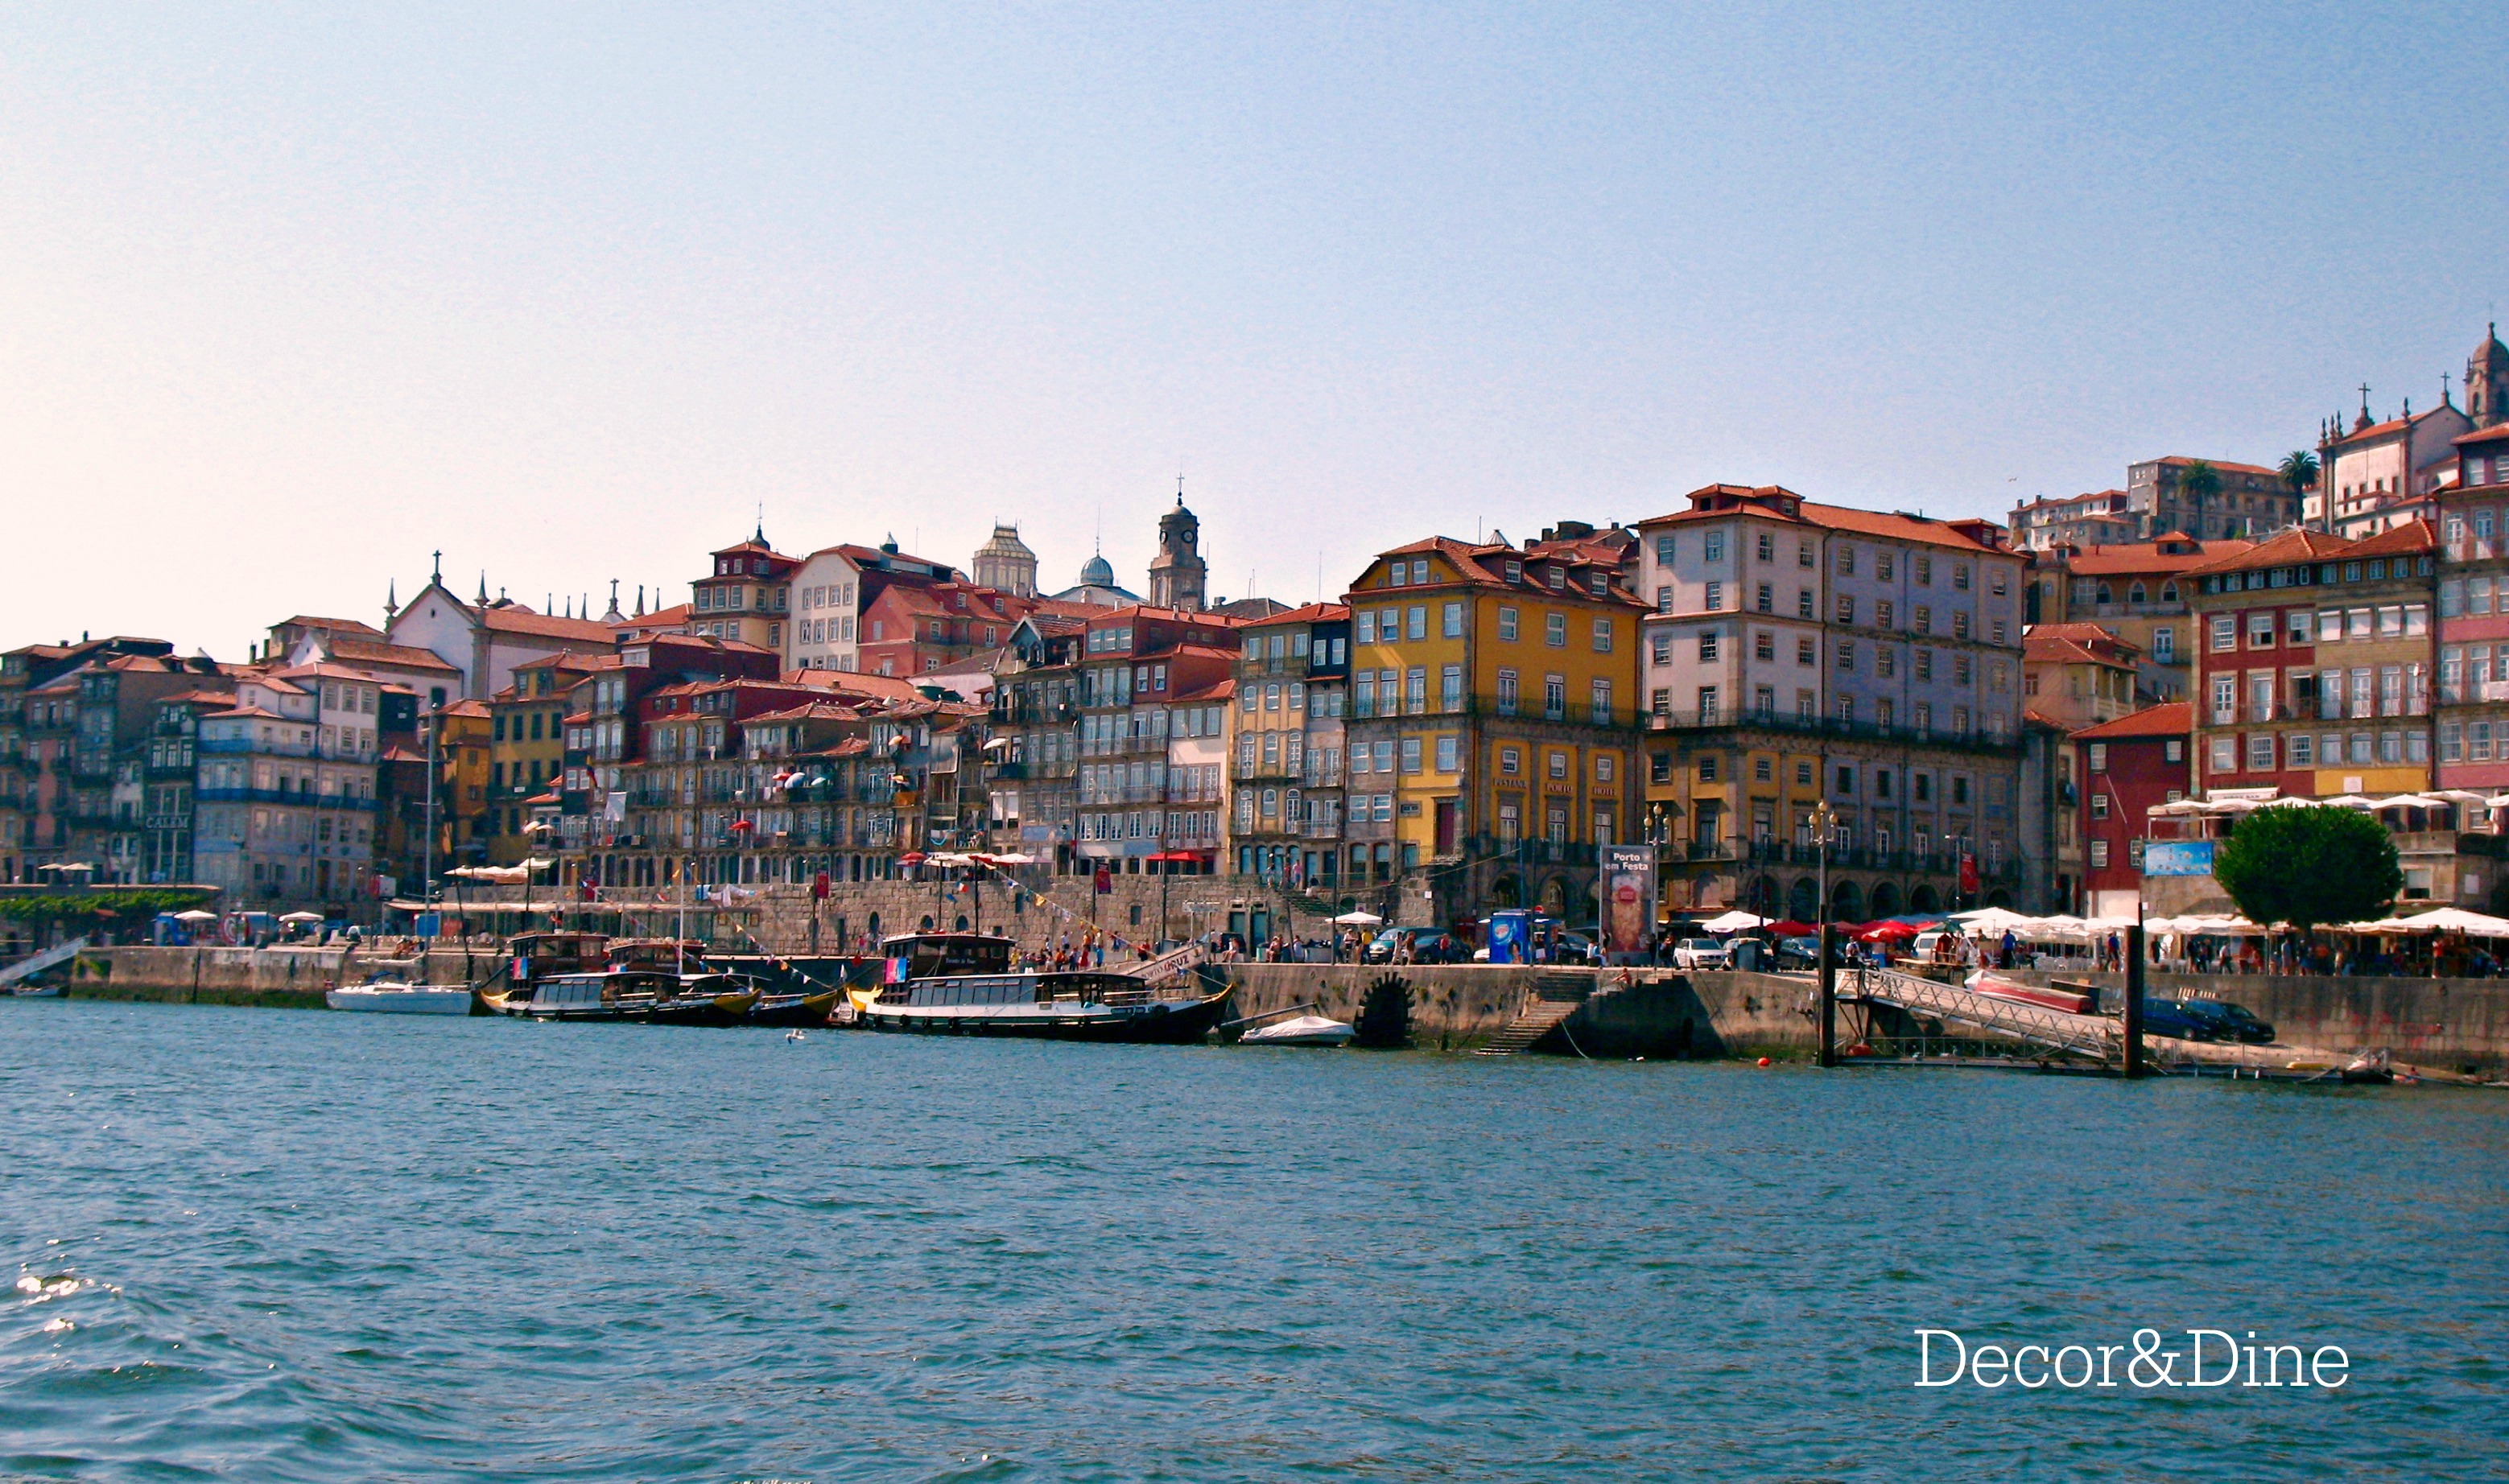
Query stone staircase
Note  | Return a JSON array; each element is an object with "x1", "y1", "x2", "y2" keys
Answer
[{"x1": 1473, "y1": 971, "x2": 1595, "y2": 1057}]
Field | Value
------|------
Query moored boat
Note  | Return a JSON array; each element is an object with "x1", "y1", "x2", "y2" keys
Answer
[
  {"x1": 1239, "y1": 1013, "x2": 1356, "y2": 1047},
  {"x1": 747, "y1": 989, "x2": 842, "y2": 1028},
  {"x1": 851, "y1": 932, "x2": 1226, "y2": 1043},
  {"x1": 325, "y1": 981, "x2": 474, "y2": 1014},
  {"x1": 1964, "y1": 971, "x2": 2099, "y2": 1016}
]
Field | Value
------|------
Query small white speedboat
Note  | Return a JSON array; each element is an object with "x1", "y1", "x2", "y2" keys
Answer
[
  {"x1": 1239, "y1": 1013, "x2": 1356, "y2": 1047},
  {"x1": 325, "y1": 982, "x2": 474, "y2": 1015}
]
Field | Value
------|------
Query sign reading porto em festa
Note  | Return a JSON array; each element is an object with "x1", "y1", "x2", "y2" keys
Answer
[
  {"x1": 2141, "y1": 840, "x2": 2217, "y2": 877},
  {"x1": 1600, "y1": 844, "x2": 1656, "y2": 958}
]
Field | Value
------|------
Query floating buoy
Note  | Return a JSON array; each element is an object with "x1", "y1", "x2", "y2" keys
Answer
[{"x1": 1756, "y1": 1056, "x2": 1772, "y2": 1067}]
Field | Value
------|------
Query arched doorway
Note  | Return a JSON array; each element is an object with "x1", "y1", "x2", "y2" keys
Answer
[
  {"x1": 1538, "y1": 876, "x2": 1570, "y2": 918},
  {"x1": 1490, "y1": 875, "x2": 1523, "y2": 909},
  {"x1": 1909, "y1": 884, "x2": 1940, "y2": 913},
  {"x1": 1787, "y1": 878, "x2": 1818, "y2": 921},
  {"x1": 1831, "y1": 880, "x2": 1864, "y2": 922},
  {"x1": 1748, "y1": 875, "x2": 1779, "y2": 916},
  {"x1": 1986, "y1": 887, "x2": 2013, "y2": 908},
  {"x1": 1867, "y1": 881, "x2": 1900, "y2": 918}
]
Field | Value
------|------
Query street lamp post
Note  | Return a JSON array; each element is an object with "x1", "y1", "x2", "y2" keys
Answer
[{"x1": 1812, "y1": 799, "x2": 1837, "y2": 923}]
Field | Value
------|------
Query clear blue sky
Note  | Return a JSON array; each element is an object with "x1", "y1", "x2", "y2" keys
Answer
[{"x1": 2, "y1": 3, "x2": 2501, "y2": 656}]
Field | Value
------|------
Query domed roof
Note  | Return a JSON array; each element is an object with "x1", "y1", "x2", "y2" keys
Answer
[
  {"x1": 1079, "y1": 552, "x2": 1116, "y2": 587},
  {"x1": 2474, "y1": 323, "x2": 2509, "y2": 369},
  {"x1": 976, "y1": 523, "x2": 1035, "y2": 562}
]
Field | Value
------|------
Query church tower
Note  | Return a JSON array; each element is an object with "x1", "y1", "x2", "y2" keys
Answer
[
  {"x1": 972, "y1": 523, "x2": 1038, "y2": 596},
  {"x1": 2469, "y1": 324, "x2": 2509, "y2": 429},
  {"x1": 1147, "y1": 492, "x2": 1207, "y2": 611}
]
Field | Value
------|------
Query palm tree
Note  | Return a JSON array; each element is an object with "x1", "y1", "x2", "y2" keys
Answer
[
  {"x1": 2177, "y1": 460, "x2": 2223, "y2": 537},
  {"x1": 2279, "y1": 449, "x2": 2319, "y2": 499}
]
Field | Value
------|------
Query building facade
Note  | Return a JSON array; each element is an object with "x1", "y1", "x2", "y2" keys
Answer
[
  {"x1": 2072, "y1": 701, "x2": 2192, "y2": 921},
  {"x1": 1636, "y1": 485, "x2": 2032, "y2": 921},
  {"x1": 1227, "y1": 604, "x2": 1350, "y2": 888},
  {"x1": 2434, "y1": 423, "x2": 2509, "y2": 792},
  {"x1": 2188, "y1": 523, "x2": 2434, "y2": 801}
]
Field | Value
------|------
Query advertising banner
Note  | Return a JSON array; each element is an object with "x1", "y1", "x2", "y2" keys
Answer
[
  {"x1": 1601, "y1": 844, "x2": 1657, "y2": 959},
  {"x1": 2141, "y1": 840, "x2": 2217, "y2": 877}
]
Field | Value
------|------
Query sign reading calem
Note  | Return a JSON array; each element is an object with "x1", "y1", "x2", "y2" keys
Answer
[{"x1": 2141, "y1": 840, "x2": 2217, "y2": 877}]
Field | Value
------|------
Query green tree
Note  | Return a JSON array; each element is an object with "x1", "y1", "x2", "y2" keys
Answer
[
  {"x1": 2278, "y1": 449, "x2": 2319, "y2": 498},
  {"x1": 2211, "y1": 805, "x2": 2401, "y2": 931},
  {"x1": 2178, "y1": 460, "x2": 2223, "y2": 536}
]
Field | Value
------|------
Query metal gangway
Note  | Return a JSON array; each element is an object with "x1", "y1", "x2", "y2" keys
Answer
[
  {"x1": 1120, "y1": 940, "x2": 1211, "y2": 990},
  {"x1": 1, "y1": 937, "x2": 87, "y2": 988},
  {"x1": 1840, "y1": 963, "x2": 2118, "y2": 1062}
]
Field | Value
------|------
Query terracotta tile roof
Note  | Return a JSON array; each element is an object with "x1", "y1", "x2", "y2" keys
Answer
[
  {"x1": 1172, "y1": 678, "x2": 1236, "y2": 703},
  {"x1": 2149, "y1": 456, "x2": 2280, "y2": 478},
  {"x1": 2181, "y1": 526, "x2": 2352, "y2": 578},
  {"x1": 278, "y1": 615, "x2": 386, "y2": 637},
  {"x1": 745, "y1": 700, "x2": 869, "y2": 724},
  {"x1": 2342, "y1": 517, "x2": 2437, "y2": 558},
  {"x1": 326, "y1": 638, "x2": 460, "y2": 673},
  {"x1": 205, "y1": 705, "x2": 288, "y2": 721},
  {"x1": 2072, "y1": 700, "x2": 2193, "y2": 740},
  {"x1": 1634, "y1": 485, "x2": 2011, "y2": 555},
  {"x1": 438, "y1": 699, "x2": 490, "y2": 718},
  {"x1": 476, "y1": 606, "x2": 620, "y2": 645},
  {"x1": 2455, "y1": 423, "x2": 2509, "y2": 447},
  {"x1": 2329, "y1": 406, "x2": 2462, "y2": 446},
  {"x1": 1241, "y1": 601, "x2": 1351, "y2": 626},
  {"x1": 2054, "y1": 535, "x2": 2251, "y2": 576},
  {"x1": 2024, "y1": 630, "x2": 2138, "y2": 669},
  {"x1": 784, "y1": 670, "x2": 924, "y2": 702}
]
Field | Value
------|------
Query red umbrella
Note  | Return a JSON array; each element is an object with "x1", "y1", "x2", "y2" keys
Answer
[
  {"x1": 1766, "y1": 920, "x2": 1816, "y2": 937},
  {"x1": 1859, "y1": 921, "x2": 1921, "y2": 943}
]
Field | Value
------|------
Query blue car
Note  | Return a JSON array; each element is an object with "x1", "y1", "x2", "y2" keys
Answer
[{"x1": 2133, "y1": 997, "x2": 2214, "y2": 1042}]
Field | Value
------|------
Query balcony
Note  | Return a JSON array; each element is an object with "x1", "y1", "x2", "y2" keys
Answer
[{"x1": 1640, "y1": 708, "x2": 2020, "y2": 754}]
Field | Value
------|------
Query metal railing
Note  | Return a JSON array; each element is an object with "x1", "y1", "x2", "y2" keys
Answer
[{"x1": 1844, "y1": 964, "x2": 2115, "y2": 1060}]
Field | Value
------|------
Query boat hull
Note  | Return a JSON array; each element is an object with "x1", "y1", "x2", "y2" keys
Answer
[
  {"x1": 747, "y1": 991, "x2": 840, "y2": 1028},
  {"x1": 862, "y1": 992, "x2": 1229, "y2": 1044},
  {"x1": 325, "y1": 985, "x2": 473, "y2": 1014}
]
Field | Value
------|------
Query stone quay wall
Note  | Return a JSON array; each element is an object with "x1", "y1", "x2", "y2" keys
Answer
[{"x1": 1989, "y1": 967, "x2": 2509, "y2": 1076}]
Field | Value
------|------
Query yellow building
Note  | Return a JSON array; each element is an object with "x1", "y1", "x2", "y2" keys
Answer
[
  {"x1": 1342, "y1": 527, "x2": 1643, "y2": 921},
  {"x1": 431, "y1": 699, "x2": 494, "y2": 872},
  {"x1": 484, "y1": 652, "x2": 601, "y2": 864}
]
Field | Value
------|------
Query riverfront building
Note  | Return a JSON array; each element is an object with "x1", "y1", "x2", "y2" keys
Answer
[
  {"x1": 1228, "y1": 604, "x2": 1351, "y2": 888},
  {"x1": 1339, "y1": 525, "x2": 1640, "y2": 919},
  {"x1": 2433, "y1": 423, "x2": 2509, "y2": 791},
  {"x1": 1633, "y1": 485, "x2": 2030, "y2": 921}
]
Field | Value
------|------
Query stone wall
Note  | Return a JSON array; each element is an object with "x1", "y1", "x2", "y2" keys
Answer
[
  {"x1": 1207, "y1": 964, "x2": 1818, "y2": 1057},
  {"x1": 1992, "y1": 967, "x2": 2509, "y2": 1075}
]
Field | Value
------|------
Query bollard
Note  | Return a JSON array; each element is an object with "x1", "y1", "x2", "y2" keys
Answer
[
  {"x1": 1817, "y1": 922, "x2": 1838, "y2": 1068},
  {"x1": 2123, "y1": 921, "x2": 2146, "y2": 1079}
]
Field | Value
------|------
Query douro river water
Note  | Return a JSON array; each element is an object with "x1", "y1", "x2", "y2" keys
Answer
[{"x1": 5, "y1": 999, "x2": 2505, "y2": 1480}]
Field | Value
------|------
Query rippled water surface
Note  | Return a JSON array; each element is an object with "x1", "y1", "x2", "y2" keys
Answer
[{"x1": 4, "y1": 999, "x2": 2506, "y2": 1481}]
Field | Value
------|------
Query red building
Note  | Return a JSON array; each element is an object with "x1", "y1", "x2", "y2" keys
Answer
[
  {"x1": 2185, "y1": 527, "x2": 2353, "y2": 798},
  {"x1": 2072, "y1": 700, "x2": 2191, "y2": 919}
]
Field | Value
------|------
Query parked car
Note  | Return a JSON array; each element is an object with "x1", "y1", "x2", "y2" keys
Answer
[
  {"x1": 2180, "y1": 998, "x2": 2276, "y2": 1044},
  {"x1": 1773, "y1": 935, "x2": 1822, "y2": 971},
  {"x1": 1364, "y1": 928, "x2": 1470, "y2": 964},
  {"x1": 2134, "y1": 997, "x2": 2214, "y2": 1041},
  {"x1": 1671, "y1": 938, "x2": 1729, "y2": 970}
]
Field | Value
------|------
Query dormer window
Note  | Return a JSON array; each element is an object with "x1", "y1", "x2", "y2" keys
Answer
[
  {"x1": 1547, "y1": 567, "x2": 1566, "y2": 591},
  {"x1": 1505, "y1": 559, "x2": 1523, "y2": 582}
]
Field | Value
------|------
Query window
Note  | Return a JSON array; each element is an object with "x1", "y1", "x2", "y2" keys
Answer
[
  {"x1": 1597, "y1": 753, "x2": 1616, "y2": 782},
  {"x1": 1756, "y1": 583, "x2": 1773, "y2": 613},
  {"x1": 1755, "y1": 631, "x2": 1774, "y2": 661},
  {"x1": 1400, "y1": 738, "x2": 1422, "y2": 774},
  {"x1": 1835, "y1": 594, "x2": 1855, "y2": 625},
  {"x1": 1592, "y1": 678, "x2": 1615, "y2": 725},
  {"x1": 1436, "y1": 735, "x2": 1459, "y2": 773},
  {"x1": 1836, "y1": 641, "x2": 1855, "y2": 673},
  {"x1": 2090, "y1": 793, "x2": 2110, "y2": 819},
  {"x1": 1593, "y1": 617, "x2": 1614, "y2": 652},
  {"x1": 2153, "y1": 627, "x2": 2175, "y2": 663},
  {"x1": 1496, "y1": 669, "x2": 1518, "y2": 715},
  {"x1": 1543, "y1": 674, "x2": 1566, "y2": 719},
  {"x1": 1954, "y1": 563, "x2": 1971, "y2": 591},
  {"x1": 2090, "y1": 839, "x2": 2110, "y2": 869},
  {"x1": 1915, "y1": 556, "x2": 1931, "y2": 586},
  {"x1": 1549, "y1": 751, "x2": 1569, "y2": 780},
  {"x1": 1798, "y1": 589, "x2": 1815, "y2": 619},
  {"x1": 1756, "y1": 532, "x2": 1773, "y2": 561},
  {"x1": 2248, "y1": 734, "x2": 2275, "y2": 771},
  {"x1": 1442, "y1": 602, "x2": 1463, "y2": 637},
  {"x1": 1652, "y1": 634, "x2": 1673, "y2": 666},
  {"x1": 1704, "y1": 532, "x2": 1726, "y2": 563},
  {"x1": 1699, "y1": 630, "x2": 1719, "y2": 662},
  {"x1": 1545, "y1": 612, "x2": 1567, "y2": 647},
  {"x1": 1500, "y1": 746, "x2": 1521, "y2": 775},
  {"x1": 1876, "y1": 600, "x2": 1894, "y2": 629},
  {"x1": 1498, "y1": 607, "x2": 1519, "y2": 641},
  {"x1": 1836, "y1": 545, "x2": 1856, "y2": 575},
  {"x1": 1406, "y1": 606, "x2": 1427, "y2": 641},
  {"x1": 1705, "y1": 580, "x2": 1724, "y2": 609},
  {"x1": 1800, "y1": 542, "x2": 1815, "y2": 568}
]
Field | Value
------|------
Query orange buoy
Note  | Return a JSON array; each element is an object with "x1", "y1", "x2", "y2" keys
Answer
[{"x1": 1756, "y1": 1056, "x2": 1772, "y2": 1067}]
